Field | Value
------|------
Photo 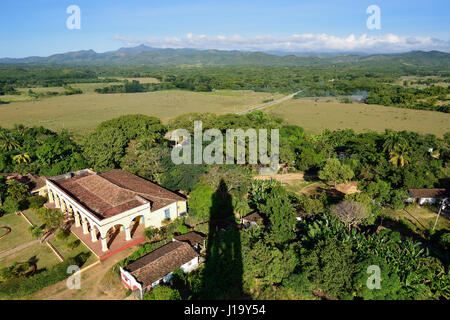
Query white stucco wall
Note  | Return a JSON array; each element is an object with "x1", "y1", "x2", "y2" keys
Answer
[{"x1": 145, "y1": 202, "x2": 179, "y2": 228}]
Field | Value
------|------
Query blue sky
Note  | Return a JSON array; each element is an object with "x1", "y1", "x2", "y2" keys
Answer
[{"x1": 1, "y1": 0, "x2": 450, "y2": 57}]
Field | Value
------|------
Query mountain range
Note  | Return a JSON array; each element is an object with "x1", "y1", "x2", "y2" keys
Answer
[{"x1": 1, "y1": 45, "x2": 450, "y2": 68}]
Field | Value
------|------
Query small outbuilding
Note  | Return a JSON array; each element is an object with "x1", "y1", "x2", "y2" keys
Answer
[
  {"x1": 120, "y1": 241, "x2": 199, "y2": 299},
  {"x1": 241, "y1": 212, "x2": 264, "y2": 228},
  {"x1": 173, "y1": 231, "x2": 205, "y2": 252},
  {"x1": 408, "y1": 188, "x2": 449, "y2": 205}
]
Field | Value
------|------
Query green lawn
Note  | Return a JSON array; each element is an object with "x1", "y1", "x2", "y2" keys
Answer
[
  {"x1": 22, "y1": 209, "x2": 44, "y2": 227},
  {"x1": 0, "y1": 242, "x2": 59, "y2": 270},
  {"x1": 49, "y1": 233, "x2": 97, "y2": 266},
  {"x1": 0, "y1": 213, "x2": 34, "y2": 253},
  {"x1": 382, "y1": 205, "x2": 450, "y2": 238}
]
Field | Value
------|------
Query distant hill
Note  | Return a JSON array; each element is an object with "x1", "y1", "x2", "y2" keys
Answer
[{"x1": 1, "y1": 46, "x2": 449, "y2": 68}]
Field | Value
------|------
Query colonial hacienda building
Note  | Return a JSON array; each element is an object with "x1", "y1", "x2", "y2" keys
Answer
[{"x1": 45, "y1": 169, "x2": 187, "y2": 253}]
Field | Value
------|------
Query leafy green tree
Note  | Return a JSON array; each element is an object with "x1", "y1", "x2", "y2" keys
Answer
[
  {"x1": 0, "y1": 131, "x2": 19, "y2": 151},
  {"x1": 6, "y1": 179, "x2": 28, "y2": 200},
  {"x1": 187, "y1": 185, "x2": 215, "y2": 222},
  {"x1": 29, "y1": 225, "x2": 44, "y2": 241},
  {"x1": 1, "y1": 197, "x2": 20, "y2": 214},
  {"x1": 36, "y1": 207, "x2": 64, "y2": 233},
  {"x1": 242, "y1": 238, "x2": 297, "y2": 288},
  {"x1": 318, "y1": 158, "x2": 354, "y2": 187},
  {"x1": 259, "y1": 186, "x2": 297, "y2": 245},
  {"x1": 83, "y1": 127, "x2": 128, "y2": 171},
  {"x1": 351, "y1": 256, "x2": 406, "y2": 300},
  {"x1": 303, "y1": 238, "x2": 357, "y2": 298}
]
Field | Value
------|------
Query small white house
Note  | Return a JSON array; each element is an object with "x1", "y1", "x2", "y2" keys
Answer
[
  {"x1": 408, "y1": 188, "x2": 449, "y2": 205},
  {"x1": 120, "y1": 241, "x2": 199, "y2": 299}
]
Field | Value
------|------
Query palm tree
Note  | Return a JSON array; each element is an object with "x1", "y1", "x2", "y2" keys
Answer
[
  {"x1": 389, "y1": 143, "x2": 411, "y2": 167},
  {"x1": 383, "y1": 132, "x2": 409, "y2": 153},
  {"x1": 12, "y1": 153, "x2": 31, "y2": 164},
  {"x1": 232, "y1": 197, "x2": 252, "y2": 219},
  {"x1": 136, "y1": 137, "x2": 156, "y2": 154},
  {"x1": 13, "y1": 124, "x2": 26, "y2": 137},
  {"x1": 0, "y1": 131, "x2": 20, "y2": 151}
]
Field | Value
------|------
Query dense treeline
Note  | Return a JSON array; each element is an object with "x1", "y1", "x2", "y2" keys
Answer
[
  {"x1": 1, "y1": 64, "x2": 449, "y2": 112},
  {"x1": 0, "y1": 66, "x2": 117, "y2": 93},
  {"x1": 0, "y1": 125, "x2": 87, "y2": 176}
]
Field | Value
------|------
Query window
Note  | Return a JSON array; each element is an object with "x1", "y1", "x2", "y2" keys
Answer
[{"x1": 164, "y1": 208, "x2": 171, "y2": 219}]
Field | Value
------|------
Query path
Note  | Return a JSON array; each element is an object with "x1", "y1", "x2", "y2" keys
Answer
[
  {"x1": 0, "y1": 240, "x2": 40, "y2": 259},
  {"x1": 236, "y1": 90, "x2": 302, "y2": 115},
  {"x1": 31, "y1": 246, "x2": 134, "y2": 300}
]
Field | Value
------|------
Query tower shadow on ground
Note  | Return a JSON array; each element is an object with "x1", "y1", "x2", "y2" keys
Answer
[{"x1": 197, "y1": 179, "x2": 245, "y2": 299}]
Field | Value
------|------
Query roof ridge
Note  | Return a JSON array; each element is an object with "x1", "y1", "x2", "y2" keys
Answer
[{"x1": 131, "y1": 241, "x2": 188, "y2": 272}]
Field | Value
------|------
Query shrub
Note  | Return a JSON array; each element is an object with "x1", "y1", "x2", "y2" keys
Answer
[
  {"x1": 142, "y1": 285, "x2": 181, "y2": 300},
  {"x1": 282, "y1": 272, "x2": 315, "y2": 299},
  {"x1": 144, "y1": 227, "x2": 158, "y2": 241},
  {"x1": 56, "y1": 229, "x2": 70, "y2": 240},
  {"x1": 1, "y1": 196, "x2": 20, "y2": 214},
  {"x1": 27, "y1": 196, "x2": 47, "y2": 209},
  {"x1": 439, "y1": 233, "x2": 450, "y2": 251},
  {"x1": 66, "y1": 240, "x2": 80, "y2": 250},
  {"x1": 177, "y1": 224, "x2": 190, "y2": 234}
]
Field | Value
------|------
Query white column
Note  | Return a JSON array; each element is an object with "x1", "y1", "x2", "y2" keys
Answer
[
  {"x1": 82, "y1": 216, "x2": 89, "y2": 235},
  {"x1": 90, "y1": 224, "x2": 98, "y2": 242},
  {"x1": 101, "y1": 237, "x2": 108, "y2": 252},
  {"x1": 54, "y1": 195, "x2": 61, "y2": 208},
  {"x1": 60, "y1": 199, "x2": 67, "y2": 213},
  {"x1": 74, "y1": 210, "x2": 81, "y2": 227},
  {"x1": 48, "y1": 189, "x2": 54, "y2": 203},
  {"x1": 125, "y1": 226, "x2": 132, "y2": 241}
]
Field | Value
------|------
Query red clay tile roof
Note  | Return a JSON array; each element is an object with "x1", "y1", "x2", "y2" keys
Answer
[
  {"x1": 99, "y1": 169, "x2": 185, "y2": 211},
  {"x1": 409, "y1": 188, "x2": 449, "y2": 198},
  {"x1": 242, "y1": 212, "x2": 264, "y2": 223},
  {"x1": 49, "y1": 169, "x2": 185, "y2": 220},
  {"x1": 173, "y1": 232, "x2": 205, "y2": 246},
  {"x1": 126, "y1": 241, "x2": 198, "y2": 287}
]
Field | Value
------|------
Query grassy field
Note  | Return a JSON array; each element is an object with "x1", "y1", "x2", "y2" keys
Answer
[
  {"x1": 0, "y1": 213, "x2": 34, "y2": 253},
  {"x1": 267, "y1": 97, "x2": 450, "y2": 136},
  {"x1": 0, "y1": 89, "x2": 281, "y2": 134},
  {"x1": 0, "y1": 242, "x2": 59, "y2": 270}
]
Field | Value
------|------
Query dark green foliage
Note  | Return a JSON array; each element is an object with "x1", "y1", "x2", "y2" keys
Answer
[
  {"x1": 259, "y1": 186, "x2": 297, "y2": 245},
  {"x1": 302, "y1": 238, "x2": 357, "y2": 298},
  {"x1": 143, "y1": 285, "x2": 181, "y2": 300},
  {"x1": 1, "y1": 196, "x2": 20, "y2": 214},
  {"x1": 27, "y1": 195, "x2": 46, "y2": 209}
]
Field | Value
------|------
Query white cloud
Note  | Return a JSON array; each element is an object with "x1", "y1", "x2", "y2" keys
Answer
[{"x1": 114, "y1": 33, "x2": 450, "y2": 53}]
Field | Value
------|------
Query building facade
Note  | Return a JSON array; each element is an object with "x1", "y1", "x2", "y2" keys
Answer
[{"x1": 46, "y1": 169, "x2": 187, "y2": 252}]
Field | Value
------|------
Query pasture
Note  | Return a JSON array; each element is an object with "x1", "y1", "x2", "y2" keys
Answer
[
  {"x1": 267, "y1": 97, "x2": 450, "y2": 136},
  {"x1": 0, "y1": 89, "x2": 281, "y2": 134}
]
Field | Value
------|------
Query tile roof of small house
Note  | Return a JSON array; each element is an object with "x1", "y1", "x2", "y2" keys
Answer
[
  {"x1": 126, "y1": 241, "x2": 199, "y2": 287},
  {"x1": 48, "y1": 169, "x2": 185, "y2": 220},
  {"x1": 0, "y1": 172, "x2": 47, "y2": 193},
  {"x1": 242, "y1": 212, "x2": 264, "y2": 223},
  {"x1": 173, "y1": 231, "x2": 205, "y2": 246},
  {"x1": 409, "y1": 188, "x2": 449, "y2": 199}
]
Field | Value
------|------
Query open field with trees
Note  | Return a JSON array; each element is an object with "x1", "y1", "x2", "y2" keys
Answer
[{"x1": 0, "y1": 89, "x2": 281, "y2": 134}]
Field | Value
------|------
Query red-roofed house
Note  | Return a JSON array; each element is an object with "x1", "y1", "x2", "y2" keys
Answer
[{"x1": 46, "y1": 169, "x2": 187, "y2": 252}]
